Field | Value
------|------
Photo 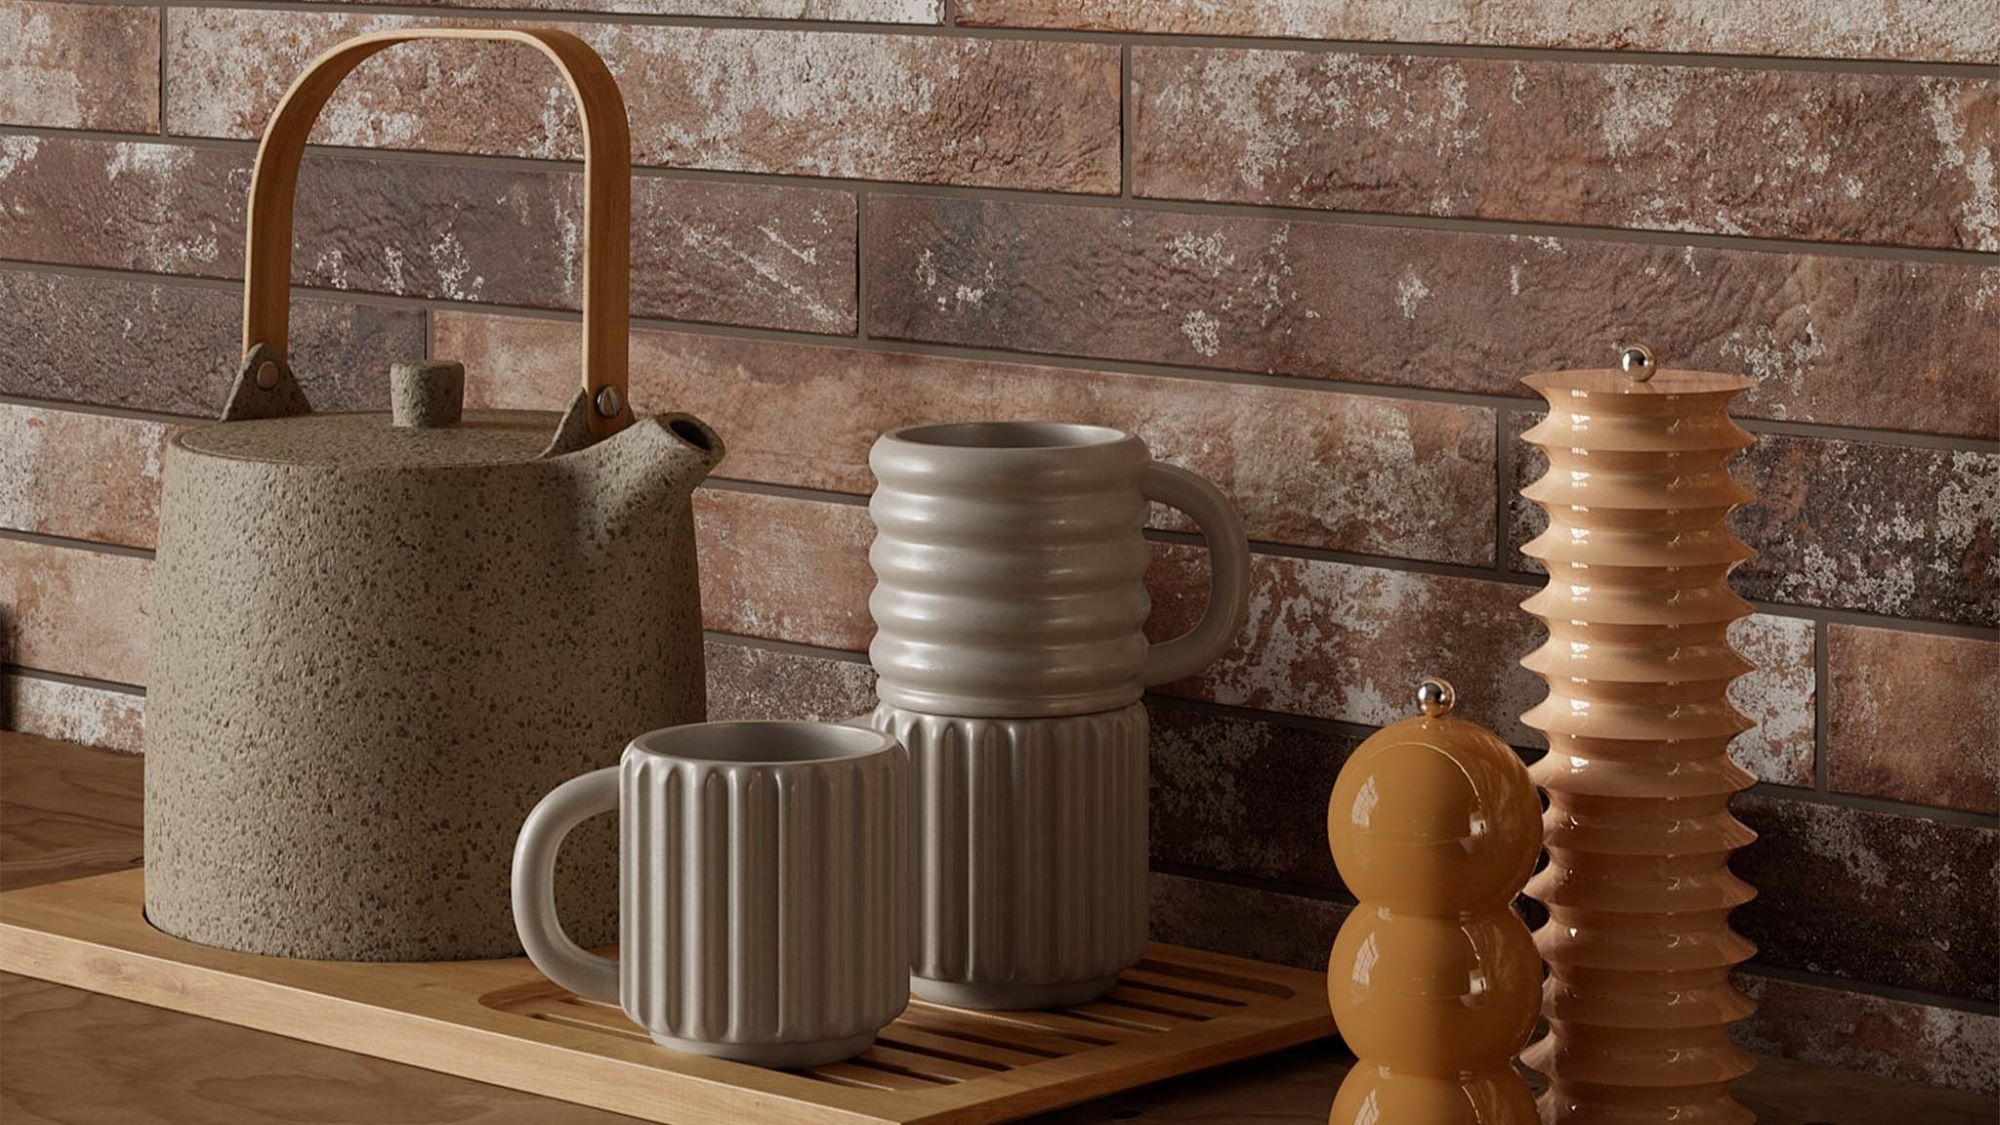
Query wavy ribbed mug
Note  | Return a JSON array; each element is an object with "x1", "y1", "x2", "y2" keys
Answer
[
  {"x1": 869, "y1": 422, "x2": 1252, "y2": 718},
  {"x1": 511, "y1": 721, "x2": 913, "y2": 1068}
]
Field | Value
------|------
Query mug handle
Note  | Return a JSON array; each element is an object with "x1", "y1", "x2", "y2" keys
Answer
[
  {"x1": 1138, "y1": 462, "x2": 1252, "y2": 687},
  {"x1": 511, "y1": 767, "x2": 620, "y2": 1004}
]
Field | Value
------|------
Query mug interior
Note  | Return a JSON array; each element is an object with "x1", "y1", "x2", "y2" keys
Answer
[
  {"x1": 628, "y1": 720, "x2": 893, "y2": 766},
  {"x1": 889, "y1": 421, "x2": 1128, "y2": 450}
]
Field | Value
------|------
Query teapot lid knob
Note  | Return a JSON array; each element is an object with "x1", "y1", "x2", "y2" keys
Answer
[{"x1": 391, "y1": 360, "x2": 465, "y2": 429}]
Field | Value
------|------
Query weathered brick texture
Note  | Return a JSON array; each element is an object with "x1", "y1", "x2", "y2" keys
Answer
[
  {"x1": 163, "y1": 9, "x2": 1119, "y2": 191},
  {"x1": 1131, "y1": 49, "x2": 1998, "y2": 250},
  {"x1": 1737, "y1": 976, "x2": 2000, "y2": 1095},
  {"x1": 436, "y1": 311, "x2": 1500, "y2": 565},
  {"x1": 1511, "y1": 418, "x2": 2000, "y2": 628},
  {"x1": 3, "y1": 674, "x2": 146, "y2": 754},
  {"x1": 0, "y1": 1, "x2": 161, "y2": 133},
  {"x1": 0, "y1": 268, "x2": 427, "y2": 417},
  {"x1": 1734, "y1": 794, "x2": 1998, "y2": 1002},
  {"x1": 0, "y1": 137, "x2": 856, "y2": 333},
  {"x1": 1827, "y1": 627, "x2": 1999, "y2": 815},
  {"x1": 0, "y1": 405, "x2": 177, "y2": 550},
  {"x1": 0, "y1": 539, "x2": 150, "y2": 686},
  {"x1": 865, "y1": 195, "x2": 2000, "y2": 438},
  {"x1": 300, "y1": 0, "x2": 942, "y2": 18},
  {"x1": 958, "y1": 1, "x2": 2000, "y2": 64}
]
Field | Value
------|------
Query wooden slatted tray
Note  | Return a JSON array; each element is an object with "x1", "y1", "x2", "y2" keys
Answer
[{"x1": 0, "y1": 870, "x2": 1334, "y2": 1124}]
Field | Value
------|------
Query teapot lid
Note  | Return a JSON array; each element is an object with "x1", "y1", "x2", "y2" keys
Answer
[{"x1": 181, "y1": 357, "x2": 588, "y2": 467}]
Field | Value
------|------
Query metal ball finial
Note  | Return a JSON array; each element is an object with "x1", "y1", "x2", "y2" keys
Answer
[
  {"x1": 1618, "y1": 343, "x2": 1658, "y2": 382},
  {"x1": 1416, "y1": 677, "x2": 1456, "y2": 718}
]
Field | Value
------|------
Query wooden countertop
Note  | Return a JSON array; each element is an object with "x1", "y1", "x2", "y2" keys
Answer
[{"x1": 0, "y1": 730, "x2": 1989, "y2": 1124}]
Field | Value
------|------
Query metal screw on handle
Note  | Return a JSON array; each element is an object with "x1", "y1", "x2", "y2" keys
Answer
[
  {"x1": 594, "y1": 386, "x2": 624, "y2": 419},
  {"x1": 1619, "y1": 343, "x2": 1658, "y2": 382}
]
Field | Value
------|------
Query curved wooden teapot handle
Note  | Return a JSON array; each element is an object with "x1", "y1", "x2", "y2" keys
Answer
[{"x1": 242, "y1": 28, "x2": 633, "y2": 439}]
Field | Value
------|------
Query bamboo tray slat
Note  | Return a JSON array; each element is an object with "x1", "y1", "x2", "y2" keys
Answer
[{"x1": 0, "y1": 870, "x2": 1334, "y2": 1124}]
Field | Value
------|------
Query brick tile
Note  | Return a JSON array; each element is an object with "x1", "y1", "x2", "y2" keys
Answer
[
  {"x1": 436, "y1": 311, "x2": 1499, "y2": 565},
  {"x1": 0, "y1": 269, "x2": 426, "y2": 418},
  {"x1": 1512, "y1": 418, "x2": 2000, "y2": 627},
  {"x1": 1148, "y1": 702, "x2": 1353, "y2": 892},
  {"x1": 1148, "y1": 871, "x2": 1347, "y2": 972},
  {"x1": 957, "y1": 0, "x2": 1999, "y2": 63},
  {"x1": 864, "y1": 195, "x2": 2000, "y2": 439},
  {"x1": 1724, "y1": 615, "x2": 1818, "y2": 788},
  {"x1": 693, "y1": 488, "x2": 876, "y2": 653},
  {"x1": 703, "y1": 639, "x2": 877, "y2": 723},
  {"x1": 1132, "y1": 49, "x2": 1996, "y2": 251},
  {"x1": 1147, "y1": 546, "x2": 1540, "y2": 743},
  {"x1": 2, "y1": 673, "x2": 145, "y2": 754},
  {"x1": 164, "y1": 9, "x2": 1118, "y2": 192},
  {"x1": 0, "y1": 406, "x2": 176, "y2": 551},
  {"x1": 1733, "y1": 794, "x2": 1997, "y2": 1002},
  {"x1": 0, "y1": 0, "x2": 160, "y2": 132},
  {"x1": 0, "y1": 138, "x2": 241, "y2": 281},
  {"x1": 0, "y1": 539, "x2": 149, "y2": 686},
  {"x1": 0, "y1": 137, "x2": 857, "y2": 334},
  {"x1": 1731, "y1": 439, "x2": 1997, "y2": 629},
  {"x1": 1737, "y1": 975, "x2": 2000, "y2": 1095},
  {"x1": 300, "y1": 0, "x2": 939, "y2": 18},
  {"x1": 1828, "y1": 626, "x2": 1999, "y2": 815}
]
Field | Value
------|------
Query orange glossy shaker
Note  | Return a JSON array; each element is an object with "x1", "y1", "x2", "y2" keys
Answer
[{"x1": 1326, "y1": 678, "x2": 1541, "y2": 1125}]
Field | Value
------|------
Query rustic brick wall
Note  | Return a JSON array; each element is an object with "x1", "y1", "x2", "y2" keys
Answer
[{"x1": 3, "y1": 0, "x2": 1995, "y2": 1093}]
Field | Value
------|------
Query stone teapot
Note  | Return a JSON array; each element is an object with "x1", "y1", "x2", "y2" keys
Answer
[{"x1": 144, "y1": 29, "x2": 725, "y2": 961}]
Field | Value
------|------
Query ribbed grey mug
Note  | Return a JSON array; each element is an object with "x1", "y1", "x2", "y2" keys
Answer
[
  {"x1": 866, "y1": 421, "x2": 1252, "y2": 1009},
  {"x1": 511, "y1": 721, "x2": 913, "y2": 1068},
  {"x1": 868, "y1": 421, "x2": 1252, "y2": 718}
]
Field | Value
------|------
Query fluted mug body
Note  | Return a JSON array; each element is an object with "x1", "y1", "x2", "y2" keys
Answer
[
  {"x1": 512, "y1": 721, "x2": 913, "y2": 1068},
  {"x1": 869, "y1": 422, "x2": 1251, "y2": 719}
]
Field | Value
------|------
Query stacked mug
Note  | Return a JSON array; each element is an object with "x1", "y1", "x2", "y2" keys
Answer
[
  {"x1": 508, "y1": 421, "x2": 1252, "y2": 1070},
  {"x1": 865, "y1": 422, "x2": 1252, "y2": 1009}
]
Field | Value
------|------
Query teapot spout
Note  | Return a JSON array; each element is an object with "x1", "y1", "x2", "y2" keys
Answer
[
  {"x1": 575, "y1": 411, "x2": 725, "y2": 531},
  {"x1": 652, "y1": 413, "x2": 726, "y2": 496},
  {"x1": 633, "y1": 412, "x2": 725, "y2": 497}
]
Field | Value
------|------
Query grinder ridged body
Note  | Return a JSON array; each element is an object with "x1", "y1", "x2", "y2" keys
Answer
[{"x1": 1517, "y1": 367, "x2": 1759, "y2": 1124}]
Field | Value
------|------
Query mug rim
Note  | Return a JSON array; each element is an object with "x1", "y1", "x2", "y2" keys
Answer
[
  {"x1": 881, "y1": 420, "x2": 1136, "y2": 452},
  {"x1": 626, "y1": 720, "x2": 897, "y2": 768}
]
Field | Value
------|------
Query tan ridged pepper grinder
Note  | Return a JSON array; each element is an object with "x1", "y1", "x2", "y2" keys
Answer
[
  {"x1": 1519, "y1": 345, "x2": 1760, "y2": 1124},
  {"x1": 1326, "y1": 678, "x2": 1542, "y2": 1125}
]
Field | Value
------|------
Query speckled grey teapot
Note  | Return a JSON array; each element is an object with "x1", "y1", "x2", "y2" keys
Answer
[{"x1": 143, "y1": 29, "x2": 725, "y2": 961}]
